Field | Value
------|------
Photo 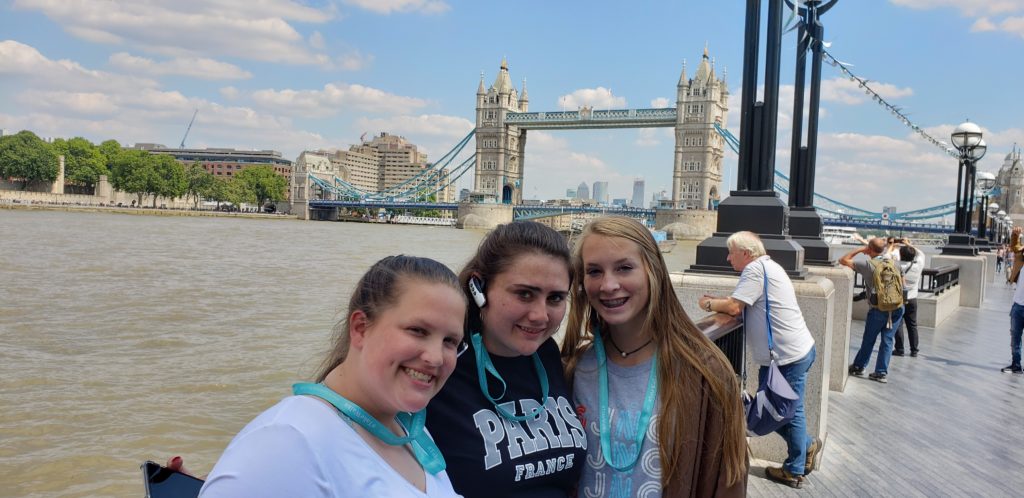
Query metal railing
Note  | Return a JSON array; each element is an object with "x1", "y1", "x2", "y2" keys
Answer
[
  {"x1": 920, "y1": 265, "x2": 959, "y2": 295},
  {"x1": 852, "y1": 265, "x2": 960, "y2": 296},
  {"x1": 696, "y1": 313, "x2": 745, "y2": 376}
]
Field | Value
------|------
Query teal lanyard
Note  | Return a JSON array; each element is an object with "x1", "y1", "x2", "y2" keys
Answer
[
  {"x1": 292, "y1": 382, "x2": 447, "y2": 475},
  {"x1": 471, "y1": 332, "x2": 549, "y2": 421},
  {"x1": 593, "y1": 326, "x2": 659, "y2": 472}
]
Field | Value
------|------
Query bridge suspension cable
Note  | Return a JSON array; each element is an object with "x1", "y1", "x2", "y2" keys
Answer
[{"x1": 712, "y1": 123, "x2": 954, "y2": 222}]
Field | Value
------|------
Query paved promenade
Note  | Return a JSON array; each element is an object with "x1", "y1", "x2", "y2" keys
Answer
[{"x1": 748, "y1": 279, "x2": 1024, "y2": 496}]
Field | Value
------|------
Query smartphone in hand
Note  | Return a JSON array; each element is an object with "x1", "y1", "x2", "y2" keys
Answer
[{"x1": 141, "y1": 460, "x2": 204, "y2": 498}]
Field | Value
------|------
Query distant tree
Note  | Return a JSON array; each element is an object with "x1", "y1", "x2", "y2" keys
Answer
[
  {"x1": 150, "y1": 154, "x2": 187, "y2": 207},
  {"x1": 52, "y1": 137, "x2": 107, "y2": 188},
  {"x1": 184, "y1": 162, "x2": 215, "y2": 209},
  {"x1": 203, "y1": 176, "x2": 230, "y2": 210},
  {"x1": 234, "y1": 165, "x2": 287, "y2": 209},
  {"x1": 98, "y1": 139, "x2": 122, "y2": 172},
  {"x1": 110, "y1": 149, "x2": 155, "y2": 206},
  {"x1": 0, "y1": 130, "x2": 58, "y2": 189},
  {"x1": 224, "y1": 177, "x2": 256, "y2": 210}
]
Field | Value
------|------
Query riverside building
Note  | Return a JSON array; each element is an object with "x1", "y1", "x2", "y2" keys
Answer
[
  {"x1": 133, "y1": 144, "x2": 293, "y2": 200},
  {"x1": 292, "y1": 133, "x2": 455, "y2": 214}
]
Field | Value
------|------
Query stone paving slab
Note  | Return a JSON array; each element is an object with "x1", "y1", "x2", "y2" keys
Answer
[{"x1": 747, "y1": 279, "x2": 1024, "y2": 496}]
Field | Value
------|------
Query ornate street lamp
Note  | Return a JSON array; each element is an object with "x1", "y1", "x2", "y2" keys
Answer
[
  {"x1": 974, "y1": 171, "x2": 996, "y2": 250},
  {"x1": 942, "y1": 121, "x2": 987, "y2": 255},
  {"x1": 997, "y1": 209, "x2": 1008, "y2": 244},
  {"x1": 986, "y1": 202, "x2": 1000, "y2": 242}
]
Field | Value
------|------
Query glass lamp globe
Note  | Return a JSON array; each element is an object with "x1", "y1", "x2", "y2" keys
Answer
[
  {"x1": 967, "y1": 139, "x2": 988, "y2": 161},
  {"x1": 951, "y1": 121, "x2": 983, "y2": 149}
]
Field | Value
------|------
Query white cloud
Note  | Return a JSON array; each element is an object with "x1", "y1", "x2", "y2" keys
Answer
[
  {"x1": 971, "y1": 17, "x2": 999, "y2": 32},
  {"x1": 251, "y1": 83, "x2": 429, "y2": 117},
  {"x1": 336, "y1": 50, "x2": 374, "y2": 71},
  {"x1": 633, "y1": 128, "x2": 674, "y2": 147},
  {"x1": 11, "y1": 0, "x2": 339, "y2": 67},
  {"x1": 650, "y1": 97, "x2": 670, "y2": 108},
  {"x1": 890, "y1": 0, "x2": 1024, "y2": 38},
  {"x1": 220, "y1": 86, "x2": 240, "y2": 100},
  {"x1": 109, "y1": 53, "x2": 252, "y2": 80},
  {"x1": 889, "y1": 0, "x2": 1024, "y2": 17},
  {"x1": 308, "y1": 31, "x2": 325, "y2": 50},
  {"x1": 0, "y1": 40, "x2": 158, "y2": 93},
  {"x1": 558, "y1": 87, "x2": 627, "y2": 110},
  {"x1": 343, "y1": 0, "x2": 451, "y2": 15},
  {"x1": 356, "y1": 114, "x2": 473, "y2": 139},
  {"x1": 821, "y1": 78, "x2": 914, "y2": 105},
  {"x1": 19, "y1": 91, "x2": 120, "y2": 116}
]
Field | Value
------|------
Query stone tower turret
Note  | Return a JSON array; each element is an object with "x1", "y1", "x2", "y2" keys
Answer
[
  {"x1": 671, "y1": 46, "x2": 729, "y2": 210},
  {"x1": 474, "y1": 58, "x2": 526, "y2": 204}
]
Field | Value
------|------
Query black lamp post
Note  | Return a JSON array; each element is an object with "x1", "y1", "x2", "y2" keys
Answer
[
  {"x1": 786, "y1": 0, "x2": 838, "y2": 266},
  {"x1": 974, "y1": 171, "x2": 996, "y2": 251},
  {"x1": 941, "y1": 121, "x2": 987, "y2": 256},
  {"x1": 995, "y1": 209, "x2": 1007, "y2": 243},
  {"x1": 689, "y1": 0, "x2": 807, "y2": 277}
]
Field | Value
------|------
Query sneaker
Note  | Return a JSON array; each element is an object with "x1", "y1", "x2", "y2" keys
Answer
[
  {"x1": 804, "y1": 437, "x2": 823, "y2": 475},
  {"x1": 765, "y1": 466, "x2": 804, "y2": 489},
  {"x1": 848, "y1": 365, "x2": 864, "y2": 377},
  {"x1": 910, "y1": 351, "x2": 919, "y2": 357},
  {"x1": 868, "y1": 372, "x2": 888, "y2": 383},
  {"x1": 892, "y1": 350, "x2": 905, "y2": 357},
  {"x1": 1000, "y1": 364, "x2": 1023, "y2": 373}
]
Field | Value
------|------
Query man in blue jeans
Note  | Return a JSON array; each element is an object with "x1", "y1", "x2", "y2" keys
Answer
[
  {"x1": 699, "y1": 231, "x2": 820, "y2": 489},
  {"x1": 840, "y1": 237, "x2": 905, "y2": 383}
]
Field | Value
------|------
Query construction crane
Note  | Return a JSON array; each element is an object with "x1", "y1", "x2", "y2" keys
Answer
[{"x1": 180, "y1": 108, "x2": 198, "y2": 149}]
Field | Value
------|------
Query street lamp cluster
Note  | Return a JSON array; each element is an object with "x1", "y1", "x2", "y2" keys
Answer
[{"x1": 941, "y1": 120, "x2": 989, "y2": 256}]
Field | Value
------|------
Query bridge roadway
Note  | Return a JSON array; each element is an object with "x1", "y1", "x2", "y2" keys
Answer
[
  {"x1": 309, "y1": 200, "x2": 957, "y2": 232},
  {"x1": 747, "y1": 278, "x2": 1023, "y2": 496}
]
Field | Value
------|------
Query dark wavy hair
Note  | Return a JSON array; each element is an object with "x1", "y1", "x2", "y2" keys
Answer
[
  {"x1": 315, "y1": 255, "x2": 463, "y2": 382},
  {"x1": 458, "y1": 221, "x2": 571, "y2": 334}
]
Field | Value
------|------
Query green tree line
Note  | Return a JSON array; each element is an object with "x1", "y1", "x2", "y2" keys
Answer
[{"x1": 0, "y1": 130, "x2": 287, "y2": 209}]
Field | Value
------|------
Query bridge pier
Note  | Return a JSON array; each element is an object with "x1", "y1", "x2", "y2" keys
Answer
[
  {"x1": 456, "y1": 203, "x2": 513, "y2": 230},
  {"x1": 654, "y1": 208, "x2": 717, "y2": 240}
]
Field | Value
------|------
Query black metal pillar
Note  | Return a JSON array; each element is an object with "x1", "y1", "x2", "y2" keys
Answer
[
  {"x1": 785, "y1": 0, "x2": 837, "y2": 266},
  {"x1": 689, "y1": 0, "x2": 806, "y2": 277},
  {"x1": 942, "y1": 156, "x2": 979, "y2": 255}
]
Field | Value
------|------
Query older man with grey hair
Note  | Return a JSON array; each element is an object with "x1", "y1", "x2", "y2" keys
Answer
[{"x1": 698, "y1": 231, "x2": 819, "y2": 489}]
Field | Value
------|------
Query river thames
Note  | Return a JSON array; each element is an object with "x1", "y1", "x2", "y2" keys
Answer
[{"x1": 0, "y1": 209, "x2": 699, "y2": 497}]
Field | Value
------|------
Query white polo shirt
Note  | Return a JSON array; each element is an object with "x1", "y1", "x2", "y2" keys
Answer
[{"x1": 732, "y1": 255, "x2": 816, "y2": 366}]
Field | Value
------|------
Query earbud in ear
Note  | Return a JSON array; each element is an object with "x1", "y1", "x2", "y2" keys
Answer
[{"x1": 468, "y1": 277, "x2": 487, "y2": 308}]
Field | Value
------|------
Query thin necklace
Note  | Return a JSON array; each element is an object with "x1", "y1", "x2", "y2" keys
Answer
[{"x1": 607, "y1": 335, "x2": 652, "y2": 358}]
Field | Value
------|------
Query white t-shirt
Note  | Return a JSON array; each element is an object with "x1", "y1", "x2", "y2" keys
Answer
[
  {"x1": 732, "y1": 255, "x2": 815, "y2": 366},
  {"x1": 200, "y1": 395, "x2": 461, "y2": 498},
  {"x1": 899, "y1": 250, "x2": 927, "y2": 300}
]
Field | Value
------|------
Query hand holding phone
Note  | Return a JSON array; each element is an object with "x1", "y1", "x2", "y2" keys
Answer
[{"x1": 142, "y1": 460, "x2": 205, "y2": 498}]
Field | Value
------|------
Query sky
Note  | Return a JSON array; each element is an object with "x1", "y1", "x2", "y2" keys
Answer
[{"x1": 1, "y1": 0, "x2": 1023, "y2": 213}]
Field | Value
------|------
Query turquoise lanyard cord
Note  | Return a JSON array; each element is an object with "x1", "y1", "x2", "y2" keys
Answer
[
  {"x1": 471, "y1": 332, "x2": 549, "y2": 421},
  {"x1": 292, "y1": 382, "x2": 447, "y2": 475},
  {"x1": 592, "y1": 326, "x2": 659, "y2": 472}
]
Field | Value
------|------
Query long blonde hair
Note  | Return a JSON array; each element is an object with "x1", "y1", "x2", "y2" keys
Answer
[{"x1": 562, "y1": 216, "x2": 746, "y2": 488}]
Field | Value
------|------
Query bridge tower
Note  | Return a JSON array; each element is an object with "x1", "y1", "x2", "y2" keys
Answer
[
  {"x1": 672, "y1": 46, "x2": 729, "y2": 209},
  {"x1": 475, "y1": 58, "x2": 527, "y2": 204}
]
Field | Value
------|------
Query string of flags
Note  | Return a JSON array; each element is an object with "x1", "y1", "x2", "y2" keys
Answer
[{"x1": 820, "y1": 47, "x2": 960, "y2": 159}]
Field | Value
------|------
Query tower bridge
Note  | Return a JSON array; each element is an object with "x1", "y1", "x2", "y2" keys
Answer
[{"x1": 298, "y1": 51, "x2": 959, "y2": 235}]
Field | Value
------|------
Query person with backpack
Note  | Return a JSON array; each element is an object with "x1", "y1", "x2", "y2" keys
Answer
[{"x1": 840, "y1": 237, "x2": 906, "y2": 384}]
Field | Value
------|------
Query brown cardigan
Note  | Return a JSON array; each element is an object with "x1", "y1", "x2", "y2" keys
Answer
[
  {"x1": 1010, "y1": 231, "x2": 1024, "y2": 284},
  {"x1": 662, "y1": 356, "x2": 749, "y2": 498}
]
